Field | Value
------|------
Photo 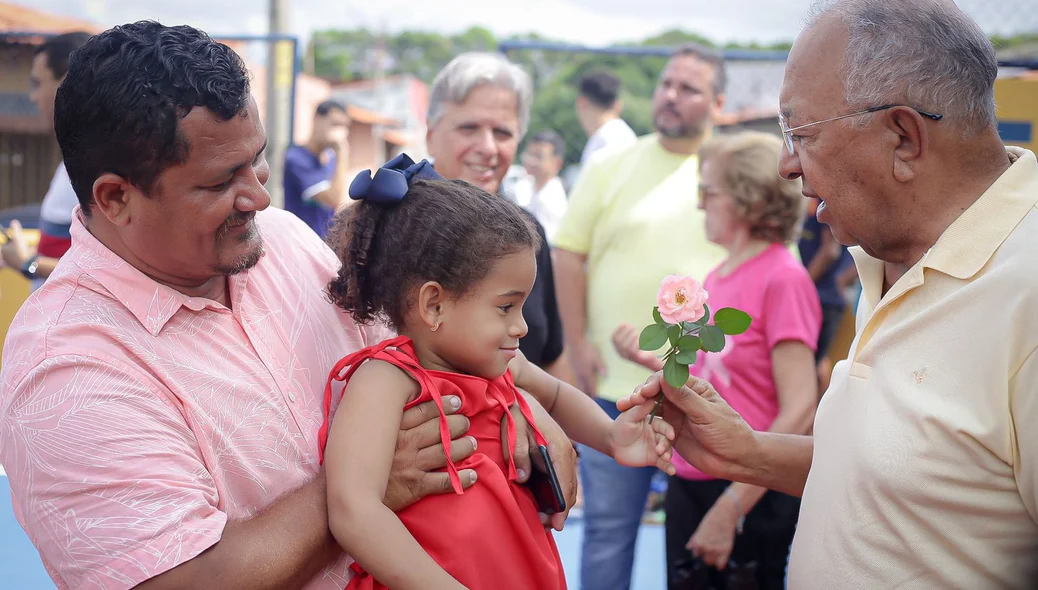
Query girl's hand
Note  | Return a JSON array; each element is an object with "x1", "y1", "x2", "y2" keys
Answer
[
  {"x1": 611, "y1": 324, "x2": 665, "y2": 371},
  {"x1": 608, "y1": 395, "x2": 676, "y2": 472}
]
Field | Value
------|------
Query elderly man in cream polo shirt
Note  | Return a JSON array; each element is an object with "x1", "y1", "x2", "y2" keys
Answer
[{"x1": 620, "y1": 0, "x2": 1038, "y2": 588}]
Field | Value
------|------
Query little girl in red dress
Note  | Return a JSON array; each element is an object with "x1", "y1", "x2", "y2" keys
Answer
[{"x1": 319, "y1": 155, "x2": 676, "y2": 590}]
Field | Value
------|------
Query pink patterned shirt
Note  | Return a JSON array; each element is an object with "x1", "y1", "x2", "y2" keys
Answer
[{"x1": 0, "y1": 207, "x2": 390, "y2": 589}]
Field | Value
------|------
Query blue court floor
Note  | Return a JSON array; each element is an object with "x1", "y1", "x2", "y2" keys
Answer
[{"x1": 0, "y1": 475, "x2": 666, "y2": 589}]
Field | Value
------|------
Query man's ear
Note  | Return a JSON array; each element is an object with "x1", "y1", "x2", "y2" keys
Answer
[
  {"x1": 886, "y1": 107, "x2": 928, "y2": 183},
  {"x1": 92, "y1": 173, "x2": 142, "y2": 226}
]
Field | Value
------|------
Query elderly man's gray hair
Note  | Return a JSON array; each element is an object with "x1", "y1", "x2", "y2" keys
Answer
[
  {"x1": 427, "y1": 52, "x2": 534, "y2": 138},
  {"x1": 808, "y1": 0, "x2": 998, "y2": 135}
]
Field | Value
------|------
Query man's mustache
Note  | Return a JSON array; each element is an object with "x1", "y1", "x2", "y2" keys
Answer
[{"x1": 217, "y1": 212, "x2": 255, "y2": 238}]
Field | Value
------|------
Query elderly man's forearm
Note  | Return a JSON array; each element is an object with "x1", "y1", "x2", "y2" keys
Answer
[{"x1": 738, "y1": 432, "x2": 814, "y2": 498}]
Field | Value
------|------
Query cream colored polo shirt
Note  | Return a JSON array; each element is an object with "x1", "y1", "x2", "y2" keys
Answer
[{"x1": 789, "y1": 147, "x2": 1038, "y2": 589}]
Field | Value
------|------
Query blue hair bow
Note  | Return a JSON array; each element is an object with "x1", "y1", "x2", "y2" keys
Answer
[{"x1": 348, "y1": 153, "x2": 443, "y2": 205}]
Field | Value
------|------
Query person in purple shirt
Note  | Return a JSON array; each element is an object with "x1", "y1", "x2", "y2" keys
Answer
[{"x1": 283, "y1": 100, "x2": 352, "y2": 238}]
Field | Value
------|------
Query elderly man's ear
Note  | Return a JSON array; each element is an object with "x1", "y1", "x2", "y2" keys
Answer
[{"x1": 886, "y1": 109, "x2": 929, "y2": 183}]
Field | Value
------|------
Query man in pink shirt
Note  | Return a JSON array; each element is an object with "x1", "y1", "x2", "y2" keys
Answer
[{"x1": 0, "y1": 21, "x2": 576, "y2": 590}]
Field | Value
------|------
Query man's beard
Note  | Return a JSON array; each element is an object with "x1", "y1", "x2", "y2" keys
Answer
[
  {"x1": 221, "y1": 244, "x2": 264, "y2": 276},
  {"x1": 653, "y1": 108, "x2": 707, "y2": 139},
  {"x1": 216, "y1": 215, "x2": 264, "y2": 276}
]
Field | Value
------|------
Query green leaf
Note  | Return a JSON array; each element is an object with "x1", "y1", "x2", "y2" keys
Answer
[
  {"x1": 663, "y1": 355, "x2": 690, "y2": 389},
  {"x1": 652, "y1": 306, "x2": 665, "y2": 325},
  {"x1": 695, "y1": 304, "x2": 712, "y2": 325},
  {"x1": 639, "y1": 324, "x2": 669, "y2": 351},
  {"x1": 675, "y1": 348, "x2": 699, "y2": 365},
  {"x1": 700, "y1": 325, "x2": 726, "y2": 352},
  {"x1": 667, "y1": 325, "x2": 681, "y2": 347},
  {"x1": 677, "y1": 335, "x2": 701, "y2": 351},
  {"x1": 714, "y1": 308, "x2": 752, "y2": 335}
]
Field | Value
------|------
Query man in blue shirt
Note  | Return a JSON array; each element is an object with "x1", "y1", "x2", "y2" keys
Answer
[{"x1": 283, "y1": 100, "x2": 351, "y2": 238}]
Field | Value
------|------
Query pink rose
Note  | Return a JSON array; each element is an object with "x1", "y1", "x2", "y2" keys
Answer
[{"x1": 656, "y1": 275, "x2": 709, "y2": 325}]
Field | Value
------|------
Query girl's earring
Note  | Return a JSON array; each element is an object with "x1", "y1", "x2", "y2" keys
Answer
[{"x1": 431, "y1": 319, "x2": 441, "y2": 332}]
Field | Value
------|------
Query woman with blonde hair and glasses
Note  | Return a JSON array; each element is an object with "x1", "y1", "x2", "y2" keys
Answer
[{"x1": 613, "y1": 131, "x2": 821, "y2": 589}]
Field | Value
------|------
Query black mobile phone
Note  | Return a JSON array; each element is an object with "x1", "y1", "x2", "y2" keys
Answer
[{"x1": 525, "y1": 444, "x2": 566, "y2": 514}]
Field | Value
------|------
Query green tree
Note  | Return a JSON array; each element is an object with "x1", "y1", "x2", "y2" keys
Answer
[
  {"x1": 310, "y1": 28, "x2": 377, "y2": 80},
  {"x1": 309, "y1": 26, "x2": 498, "y2": 83},
  {"x1": 641, "y1": 29, "x2": 717, "y2": 48}
]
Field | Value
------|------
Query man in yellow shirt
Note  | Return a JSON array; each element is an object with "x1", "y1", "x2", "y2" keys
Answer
[
  {"x1": 553, "y1": 44, "x2": 727, "y2": 590},
  {"x1": 637, "y1": 1, "x2": 1038, "y2": 588}
]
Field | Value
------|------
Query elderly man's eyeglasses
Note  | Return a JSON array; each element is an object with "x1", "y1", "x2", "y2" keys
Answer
[{"x1": 778, "y1": 104, "x2": 943, "y2": 155}]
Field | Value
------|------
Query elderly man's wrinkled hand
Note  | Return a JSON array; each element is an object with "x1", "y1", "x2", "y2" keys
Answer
[{"x1": 618, "y1": 372, "x2": 756, "y2": 482}]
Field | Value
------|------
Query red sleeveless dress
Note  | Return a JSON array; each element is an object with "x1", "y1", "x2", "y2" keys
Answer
[{"x1": 317, "y1": 335, "x2": 567, "y2": 590}]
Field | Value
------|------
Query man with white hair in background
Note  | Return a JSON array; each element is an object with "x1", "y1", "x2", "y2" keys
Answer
[
  {"x1": 625, "y1": 0, "x2": 1038, "y2": 588},
  {"x1": 423, "y1": 52, "x2": 577, "y2": 395}
]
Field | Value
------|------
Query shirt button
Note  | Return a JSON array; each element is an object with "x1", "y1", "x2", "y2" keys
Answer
[{"x1": 289, "y1": 392, "x2": 297, "y2": 402}]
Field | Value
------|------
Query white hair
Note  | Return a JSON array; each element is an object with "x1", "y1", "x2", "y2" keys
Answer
[
  {"x1": 427, "y1": 52, "x2": 533, "y2": 138},
  {"x1": 807, "y1": 0, "x2": 998, "y2": 135}
]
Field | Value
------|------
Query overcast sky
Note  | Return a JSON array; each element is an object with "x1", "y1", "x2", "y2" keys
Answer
[{"x1": 23, "y1": 0, "x2": 1038, "y2": 46}]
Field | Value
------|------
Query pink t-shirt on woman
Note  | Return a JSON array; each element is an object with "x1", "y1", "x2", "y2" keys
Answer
[{"x1": 673, "y1": 243, "x2": 822, "y2": 480}]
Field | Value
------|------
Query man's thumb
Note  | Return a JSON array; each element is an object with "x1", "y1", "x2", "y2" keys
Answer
[{"x1": 661, "y1": 376, "x2": 711, "y2": 416}]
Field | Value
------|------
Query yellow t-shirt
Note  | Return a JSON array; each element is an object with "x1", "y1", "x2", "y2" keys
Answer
[{"x1": 554, "y1": 135, "x2": 727, "y2": 402}]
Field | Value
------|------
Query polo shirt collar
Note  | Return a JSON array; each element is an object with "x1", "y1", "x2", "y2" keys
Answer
[
  {"x1": 923, "y1": 147, "x2": 1038, "y2": 280},
  {"x1": 69, "y1": 210, "x2": 238, "y2": 336},
  {"x1": 852, "y1": 147, "x2": 1038, "y2": 310}
]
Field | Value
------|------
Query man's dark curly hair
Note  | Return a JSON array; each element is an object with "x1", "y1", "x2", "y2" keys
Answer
[
  {"x1": 327, "y1": 179, "x2": 541, "y2": 331},
  {"x1": 54, "y1": 21, "x2": 252, "y2": 214}
]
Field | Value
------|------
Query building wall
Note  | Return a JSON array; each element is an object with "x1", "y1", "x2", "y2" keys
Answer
[
  {"x1": 330, "y1": 76, "x2": 429, "y2": 160},
  {"x1": 995, "y1": 74, "x2": 1038, "y2": 153},
  {"x1": 291, "y1": 73, "x2": 332, "y2": 145},
  {"x1": 0, "y1": 132, "x2": 60, "y2": 209},
  {"x1": 0, "y1": 43, "x2": 32, "y2": 93},
  {"x1": 346, "y1": 122, "x2": 377, "y2": 171},
  {"x1": 253, "y1": 67, "x2": 391, "y2": 172}
]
